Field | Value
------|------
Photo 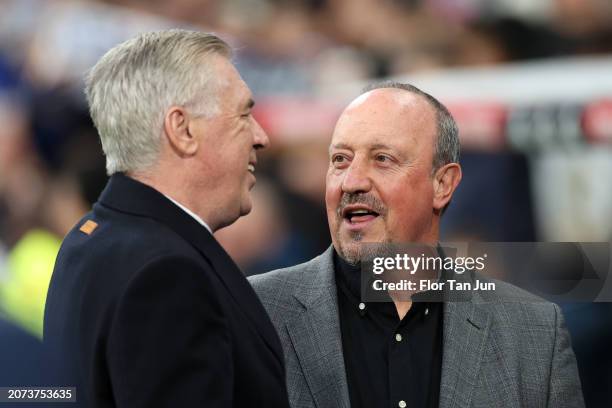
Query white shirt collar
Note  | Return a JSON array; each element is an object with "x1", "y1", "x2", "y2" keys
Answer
[{"x1": 163, "y1": 194, "x2": 212, "y2": 234}]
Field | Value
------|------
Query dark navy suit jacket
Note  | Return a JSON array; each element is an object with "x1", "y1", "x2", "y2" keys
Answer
[{"x1": 44, "y1": 174, "x2": 289, "y2": 408}]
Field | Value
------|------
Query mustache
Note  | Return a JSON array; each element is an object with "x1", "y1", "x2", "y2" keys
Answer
[{"x1": 337, "y1": 193, "x2": 387, "y2": 217}]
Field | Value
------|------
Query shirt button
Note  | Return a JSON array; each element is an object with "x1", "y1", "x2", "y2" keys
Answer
[
  {"x1": 395, "y1": 333, "x2": 402, "y2": 342},
  {"x1": 424, "y1": 307, "x2": 429, "y2": 316},
  {"x1": 358, "y1": 302, "x2": 366, "y2": 311},
  {"x1": 399, "y1": 400, "x2": 407, "y2": 408}
]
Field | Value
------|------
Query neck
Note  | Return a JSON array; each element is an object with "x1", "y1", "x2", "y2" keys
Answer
[
  {"x1": 393, "y1": 299, "x2": 412, "y2": 320},
  {"x1": 128, "y1": 170, "x2": 219, "y2": 231}
]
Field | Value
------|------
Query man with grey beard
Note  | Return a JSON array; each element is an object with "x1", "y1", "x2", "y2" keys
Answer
[{"x1": 249, "y1": 82, "x2": 583, "y2": 408}]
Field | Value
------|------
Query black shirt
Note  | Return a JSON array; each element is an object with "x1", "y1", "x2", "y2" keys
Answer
[{"x1": 334, "y1": 251, "x2": 443, "y2": 408}]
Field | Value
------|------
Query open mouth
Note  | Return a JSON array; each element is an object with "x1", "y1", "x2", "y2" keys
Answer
[
  {"x1": 342, "y1": 205, "x2": 380, "y2": 224},
  {"x1": 248, "y1": 156, "x2": 257, "y2": 174}
]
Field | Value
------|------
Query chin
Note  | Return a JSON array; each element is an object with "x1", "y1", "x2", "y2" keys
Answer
[
  {"x1": 239, "y1": 199, "x2": 253, "y2": 217},
  {"x1": 337, "y1": 242, "x2": 361, "y2": 265}
]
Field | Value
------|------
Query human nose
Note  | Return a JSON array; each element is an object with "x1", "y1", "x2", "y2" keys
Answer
[
  {"x1": 341, "y1": 157, "x2": 372, "y2": 194},
  {"x1": 252, "y1": 117, "x2": 269, "y2": 150}
]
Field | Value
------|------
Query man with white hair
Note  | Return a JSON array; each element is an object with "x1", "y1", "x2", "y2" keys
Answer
[{"x1": 44, "y1": 30, "x2": 290, "y2": 408}]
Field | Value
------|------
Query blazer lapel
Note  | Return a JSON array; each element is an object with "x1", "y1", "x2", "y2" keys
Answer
[
  {"x1": 286, "y1": 248, "x2": 351, "y2": 408},
  {"x1": 439, "y1": 298, "x2": 491, "y2": 408}
]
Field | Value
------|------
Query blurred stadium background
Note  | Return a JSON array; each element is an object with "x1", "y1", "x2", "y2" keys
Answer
[{"x1": 0, "y1": 0, "x2": 611, "y2": 405}]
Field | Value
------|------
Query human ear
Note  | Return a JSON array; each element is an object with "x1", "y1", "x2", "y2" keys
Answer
[
  {"x1": 432, "y1": 163, "x2": 462, "y2": 212},
  {"x1": 163, "y1": 106, "x2": 198, "y2": 157}
]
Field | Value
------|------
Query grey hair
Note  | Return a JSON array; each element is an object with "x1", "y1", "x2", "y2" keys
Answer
[
  {"x1": 85, "y1": 29, "x2": 232, "y2": 175},
  {"x1": 361, "y1": 81, "x2": 460, "y2": 171}
]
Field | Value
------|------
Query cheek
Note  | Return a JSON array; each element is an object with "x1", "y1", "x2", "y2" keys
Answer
[
  {"x1": 384, "y1": 180, "x2": 434, "y2": 220},
  {"x1": 325, "y1": 171, "x2": 342, "y2": 201},
  {"x1": 325, "y1": 173, "x2": 342, "y2": 221}
]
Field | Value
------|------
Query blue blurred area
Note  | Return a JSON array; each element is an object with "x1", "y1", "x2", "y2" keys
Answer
[
  {"x1": 0, "y1": 56, "x2": 20, "y2": 90},
  {"x1": 0, "y1": 316, "x2": 45, "y2": 386},
  {"x1": 562, "y1": 303, "x2": 612, "y2": 408},
  {"x1": 442, "y1": 151, "x2": 536, "y2": 242}
]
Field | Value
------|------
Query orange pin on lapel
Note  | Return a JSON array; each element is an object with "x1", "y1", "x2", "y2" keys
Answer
[{"x1": 79, "y1": 220, "x2": 98, "y2": 235}]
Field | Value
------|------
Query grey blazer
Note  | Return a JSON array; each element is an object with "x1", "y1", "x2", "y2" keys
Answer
[{"x1": 249, "y1": 247, "x2": 584, "y2": 408}]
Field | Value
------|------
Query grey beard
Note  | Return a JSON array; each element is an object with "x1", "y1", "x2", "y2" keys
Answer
[
  {"x1": 336, "y1": 231, "x2": 362, "y2": 265},
  {"x1": 336, "y1": 230, "x2": 393, "y2": 265},
  {"x1": 339, "y1": 247, "x2": 360, "y2": 266}
]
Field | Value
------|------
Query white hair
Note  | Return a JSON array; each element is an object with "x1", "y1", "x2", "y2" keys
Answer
[{"x1": 85, "y1": 29, "x2": 232, "y2": 175}]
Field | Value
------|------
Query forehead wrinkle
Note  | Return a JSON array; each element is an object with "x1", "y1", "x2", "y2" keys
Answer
[
  {"x1": 333, "y1": 112, "x2": 420, "y2": 147},
  {"x1": 330, "y1": 135, "x2": 392, "y2": 148}
]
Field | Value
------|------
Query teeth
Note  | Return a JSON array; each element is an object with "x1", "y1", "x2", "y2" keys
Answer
[
  {"x1": 248, "y1": 164, "x2": 255, "y2": 173},
  {"x1": 350, "y1": 209, "x2": 369, "y2": 215}
]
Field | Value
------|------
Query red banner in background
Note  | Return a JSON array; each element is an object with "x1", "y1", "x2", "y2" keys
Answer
[
  {"x1": 583, "y1": 99, "x2": 612, "y2": 144},
  {"x1": 446, "y1": 102, "x2": 507, "y2": 150},
  {"x1": 254, "y1": 96, "x2": 612, "y2": 151}
]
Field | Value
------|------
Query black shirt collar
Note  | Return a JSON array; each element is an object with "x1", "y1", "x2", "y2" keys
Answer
[
  {"x1": 333, "y1": 249, "x2": 436, "y2": 321},
  {"x1": 333, "y1": 251, "x2": 363, "y2": 301}
]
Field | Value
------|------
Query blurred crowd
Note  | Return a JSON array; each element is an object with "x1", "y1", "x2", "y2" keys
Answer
[{"x1": 1, "y1": 0, "x2": 611, "y2": 404}]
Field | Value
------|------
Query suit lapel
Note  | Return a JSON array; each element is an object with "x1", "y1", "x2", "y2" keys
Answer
[
  {"x1": 97, "y1": 174, "x2": 285, "y2": 365},
  {"x1": 286, "y1": 248, "x2": 351, "y2": 408},
  {"x1": 439, "y1": 298, "x2": 491, "y2": 408},
  {"x1": 192, "y1": 234, "x2": 286, "y2": 366}
]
